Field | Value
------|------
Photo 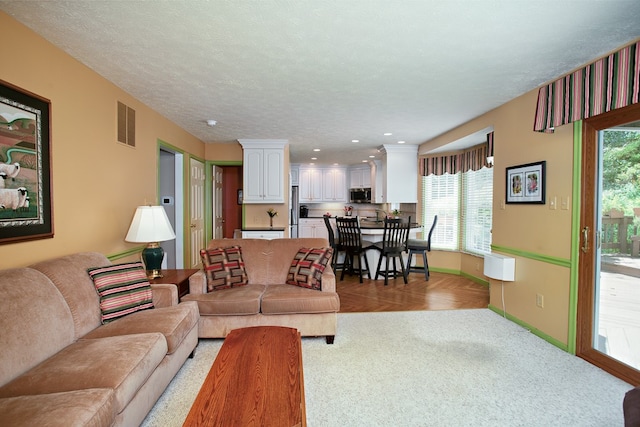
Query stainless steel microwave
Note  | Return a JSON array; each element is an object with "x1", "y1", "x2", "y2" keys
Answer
[{"x1": 350, "y1": 188, "x2": 371, "y2": 203}]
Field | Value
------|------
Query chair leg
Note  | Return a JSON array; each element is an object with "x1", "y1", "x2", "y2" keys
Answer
[
  {"x1": 375, "y1": 253, "x2": 383, "y2": 280},
  {"x1": 405, "y1": 250, "x2": 414, "y2": 281},
  {"x1": 422, "y1": 250, "x2": 429, "y2": 280},
  {"x1": 362, "y1": 251, "x2": 372, "y2": 279},
  {"x1": 340, "y1": 253, "x2": 349, "y2": 281},
  {"x1": 399, "y1": 255, "x2": 407, "y2": 284}
]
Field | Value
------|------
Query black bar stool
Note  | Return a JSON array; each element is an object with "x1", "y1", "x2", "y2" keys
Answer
[{"x1": 405, "y1": 215, "x2": 437, "y2": 281}]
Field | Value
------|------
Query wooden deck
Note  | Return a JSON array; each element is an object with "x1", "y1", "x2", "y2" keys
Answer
[{"x1": 600, "y1": 255, "x2": 640, "y2": 370}]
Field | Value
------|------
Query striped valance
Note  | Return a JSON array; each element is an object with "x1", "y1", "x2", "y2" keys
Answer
[
  {"x1": 533, "y1": 40, "x2": 640, "y2": 133},
  {"x1": 420, "y1": 132, "x2": 494, "y2": 176}
]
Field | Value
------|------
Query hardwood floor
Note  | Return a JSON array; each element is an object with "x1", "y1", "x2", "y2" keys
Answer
[{"x1": 336, "y1": 271, "x2": 489, "y2": 312}]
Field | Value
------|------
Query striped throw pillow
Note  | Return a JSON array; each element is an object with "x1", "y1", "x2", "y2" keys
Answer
[
  {"x1": 286, "y1": 247, "x2": 333, "y2": 290},
  {"x1": 200, "y1": 246, "x2": 248, "y2": 292},
  {"x1": 87, "y1": 262, "x2": 154, "y2": 324}
]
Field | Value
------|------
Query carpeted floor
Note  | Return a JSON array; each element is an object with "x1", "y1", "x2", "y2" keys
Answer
[{"x1": 141, "y1": 309, "x2": 633, "y2": 426}]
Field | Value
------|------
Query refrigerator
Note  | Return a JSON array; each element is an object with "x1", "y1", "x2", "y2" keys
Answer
[{"x1": 290, "y1": 186, "x2": 299, "y2": 238}]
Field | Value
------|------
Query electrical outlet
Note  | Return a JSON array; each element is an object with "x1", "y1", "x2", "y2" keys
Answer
[
  {"x1": 500, "y1": 199, "x2": 506, "y2": 210},
  {"x1": 475, "y1": 262, "x2": 480, "y2": 271},
  {"x1": 536, "y1": 294, "x2": 544, "y2": 308}
]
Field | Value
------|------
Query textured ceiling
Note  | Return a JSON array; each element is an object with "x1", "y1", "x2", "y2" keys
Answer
[{"x1": 1, "y1": 1, "x2": 639, "y2": 165}]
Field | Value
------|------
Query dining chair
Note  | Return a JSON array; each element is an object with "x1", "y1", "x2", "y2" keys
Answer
[
  {"x1": 405, "y1": 215, "x2": 437, "y2": 281},
  {"x1": 335, "y1": 216, "x2": 371, "y2": 283},
  {"x1": 372, "y1": 216, "x2": 411, "y2": 285},
  {"x1": 323, "y1": 215, "x2": 344, "y2": 271}
]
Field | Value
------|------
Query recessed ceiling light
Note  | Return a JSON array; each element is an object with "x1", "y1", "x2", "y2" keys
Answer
[
  {"x1": 333, "y1": 163, "x2": 339, "y2": 166},
  {"x1": 369, "y1": 155, "x2": 375, "y2": 158},
  {"x1": 384, "y1": 133, "x2": 392, "y2": 136},
  {"x1": 397, "y1": 140, "x2": 406, "y2": 144},
  {"x1": 311, "y1": 157, "x2": 317, "y2": 160},
  {"x1": 362, "y1": 160, "x2": 368, "y2": 163},
  {"x1": 352, "y1": 139, "x2": 359, "y2": 143},
  {"x1": 206, "y1": 119, "x2": 217, "y2": 127},
  {"x1": 313, "y1": 148, "x2": 321, "y2": 152}
]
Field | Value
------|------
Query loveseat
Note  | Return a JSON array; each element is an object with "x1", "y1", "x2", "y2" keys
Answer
[
  {"x1": 183, "y1": 238, "x2": 340, "y2": 344},
  {"x1": 0, "y1": 252, "x2": 199, "y2": 427}
]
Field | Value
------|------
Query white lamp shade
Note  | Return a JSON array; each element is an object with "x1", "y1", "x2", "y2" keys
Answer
[
  {"x1": 483, "y1": 253, "x2": 515, "y2": 281},
  {"x1": 125, "y1": 206, "x2": 176, "y2": 243}
]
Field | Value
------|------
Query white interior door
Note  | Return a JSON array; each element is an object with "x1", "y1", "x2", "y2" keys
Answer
[
  {"x1": 189, "y1": 158, "x2": 205, "y2": 269},
  {"x1": 213, "y1": 165, "x2": 224, "y2": 239}
]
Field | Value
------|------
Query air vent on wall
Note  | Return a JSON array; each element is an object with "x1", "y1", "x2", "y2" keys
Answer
[{"x1": 117, "y1": 101, "x2": 136, "y2": 147}]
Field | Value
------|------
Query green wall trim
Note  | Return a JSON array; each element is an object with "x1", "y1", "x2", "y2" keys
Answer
[
  {"x1": 430, "y1": 267, "x2": 460, "y2": 276},
  {"x1": 107, "y1": 246, "x2": 143, "y2": 261},
  {"x1": 567, "y1": 121, "x2": 583, "y2": 354},
  {"x1": 460, "y1": 271, "x2": 489, "y2": 287},
  {"x1": 490, "y1": 244, "x2": 571, "y2": 268},
  {"x1": 488, "y1": 305, "x2": 570, "y2": 353},
  {"x1": 210, "y1": 160, "x2": 242, "y2": 166}
]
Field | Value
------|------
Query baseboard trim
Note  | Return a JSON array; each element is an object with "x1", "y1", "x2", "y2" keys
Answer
[{"x1": 488, "y1": 304, "x2": 569, "y2": 353}]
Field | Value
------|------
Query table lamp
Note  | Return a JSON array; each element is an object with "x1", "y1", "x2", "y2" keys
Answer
[{"x1": 125, "y1": 205, "x2": 176, "y2": 279}]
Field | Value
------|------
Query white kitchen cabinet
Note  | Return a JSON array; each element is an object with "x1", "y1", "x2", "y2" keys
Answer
[
  {"x1": 290, "y1": 165, "x2": 299, "y2": 186},
  {"x1": 298, "y1": 218, "x2": 329, "y2": 240},
  {"x1": 322, "y1": 168, "x2": 347, "y2": 202},
  {"x1": 239, "y1": 139, "x2": 287, "y2": 204},
  {"x1": 298, "y1": 167, "x2": 323, "y2": 202},
  {"x1": 349, "y1": 166, "x2": 371, "y2": 189},
  {"x1": 378, "y1": 145, "x2": 418, "y2": 203},
  {"x1": 241, "y1": 230, "x2": 284, "y2": 239}
]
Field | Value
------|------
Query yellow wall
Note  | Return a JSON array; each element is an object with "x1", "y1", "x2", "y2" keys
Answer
[
  {"x1": 0, "y1": 13, "x2": 205, "y2": 267},
  {"x1": 420, "y1": 89, "x2": 575, "y2": 345}
]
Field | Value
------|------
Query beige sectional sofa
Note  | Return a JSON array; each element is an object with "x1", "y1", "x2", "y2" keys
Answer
[
  {"x1": 183, "y1": 238, "x2": 340, "y2": 344},
  {"x1": 0, "y1": 252, "x2": 199, "y2": 427}
]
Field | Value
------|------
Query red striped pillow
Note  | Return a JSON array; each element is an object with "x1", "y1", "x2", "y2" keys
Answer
[
  {"x1": 286, "y1": 247, "x2": 333, "y2": 290},
  {"x1": 87, "y1": 262, "x2": 154, "y2": 324},
  {"x1": 200, "y1": 246, "x2": 248, "y2": 292}
]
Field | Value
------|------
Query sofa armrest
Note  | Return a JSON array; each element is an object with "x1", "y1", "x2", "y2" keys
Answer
[
  {"x1": 150, "y1": 283, "x2": 178, "y2": 307},
  {"x1": 189, "y1": 271, "x2": 207, "y2": 295},
  {"x1": 321, "y1": 266, "x2": 336, "y2": 293}
]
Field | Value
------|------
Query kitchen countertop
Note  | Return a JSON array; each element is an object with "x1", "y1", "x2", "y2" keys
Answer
[{"x1": 241, "y1": 226, "x2": 286, "y2": 231}]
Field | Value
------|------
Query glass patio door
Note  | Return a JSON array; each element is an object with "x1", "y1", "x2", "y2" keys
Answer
[{"x1": 578, "y1": 103, "x2": 640, "y2": 385}]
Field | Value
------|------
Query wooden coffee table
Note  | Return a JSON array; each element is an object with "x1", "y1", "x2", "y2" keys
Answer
[{"x1": 183, "y1": 326, "x2": 306, "y2": 427}]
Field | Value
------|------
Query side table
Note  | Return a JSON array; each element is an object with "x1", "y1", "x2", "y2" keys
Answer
[{"x1": 149, "y1": 269, "x2": 199, "y2": 301}]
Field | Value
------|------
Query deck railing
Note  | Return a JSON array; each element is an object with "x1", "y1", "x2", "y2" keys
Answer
[{"x1": 601, "y1": 216, "x2": 638, "y2": 254}]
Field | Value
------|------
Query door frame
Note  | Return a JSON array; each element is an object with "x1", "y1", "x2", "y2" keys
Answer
[
  {"x1": 158, "y1": 142, "x2": 185, "y2": 269},
  {"x1": 577, "y1": 102, "x2": 640, "y2": 386},
  {"x1": 205, "y1": 160, "x2": 243, "y2": 242}
]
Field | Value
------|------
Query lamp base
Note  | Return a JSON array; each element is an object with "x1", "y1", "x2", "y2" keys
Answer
[{"x1": 141, "y1": 242, "x2": 165, "y2": 280}]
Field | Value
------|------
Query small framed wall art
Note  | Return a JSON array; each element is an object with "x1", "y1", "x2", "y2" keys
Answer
[{"x1": 505, "y1": 161, "x2": 546, "y2": 204}]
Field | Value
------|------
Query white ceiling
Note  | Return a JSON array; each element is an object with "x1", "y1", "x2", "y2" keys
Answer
[{"x1": 1, "y1": 1, "x2": 639, "y2": 165}]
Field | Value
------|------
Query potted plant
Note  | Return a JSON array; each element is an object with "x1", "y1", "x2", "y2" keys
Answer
[{"x1": 267, "y1": 208, "x2": 278, "y2": 227}]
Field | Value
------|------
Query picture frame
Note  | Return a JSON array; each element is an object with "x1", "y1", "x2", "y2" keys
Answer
[
  {"x1": 0, "y1": 80, "x2": 53, "y2": 244},
  {"x1": 505, "y1": 161, "x2": 545, "y2": 204}
]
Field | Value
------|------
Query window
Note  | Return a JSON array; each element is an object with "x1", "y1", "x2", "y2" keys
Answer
[
  {"x1": 421, "y1": 167, "x2": 493, "y2": 254},
  {"x1": 422, "y1": 173, "x2": 459, "y2": 250},
  {"x1": 462, "y1": 167, "x2": 493, "y2": 255}
]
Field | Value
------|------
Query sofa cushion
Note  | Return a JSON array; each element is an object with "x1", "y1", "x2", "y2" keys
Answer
[
  {"x1": 0, "y1": 389, "x2": 115, "y2": 427},
  {"x1": 0, "y1": 333, "x2": 167, "y2": 414},
  {"x1": 0, "y1": 268, "x2": 75, "y2": 388},
  {"x1": 81, "y1": 301, "x2": 199, "y2": 355},
  {"x1": 201, "y1": 246, "x2": 248, "y2": 291},
  {"x1": 182, "y1": 284, "x2": 266, "y2": 316},
  {"x1": 87, "y1": 262, "x2": 155, "y2": 323},
  {"x1": 286, "y1": 247, "x2": 332, "y2": 290},
  {"x1": 30, "y1": 252, "x2": 110, "y2": 340},
  {"x1": 205, "y1": 238, "x2": 331, "y2": 285},
  {"x1": 261, "y1": 285, "x2": 340, "y2": 315}
]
